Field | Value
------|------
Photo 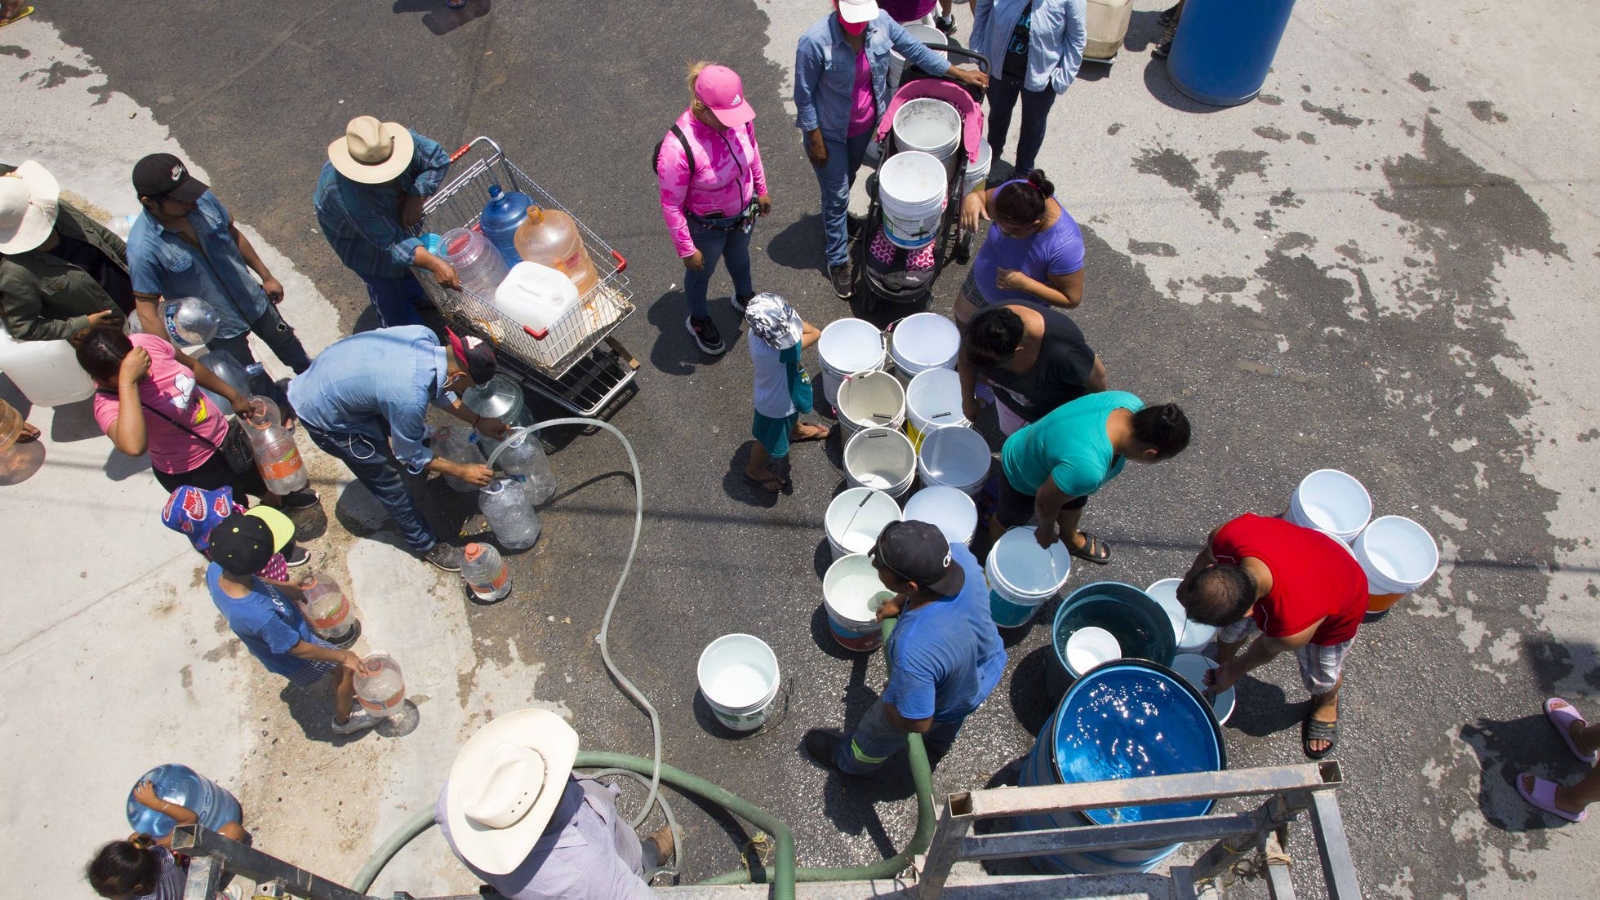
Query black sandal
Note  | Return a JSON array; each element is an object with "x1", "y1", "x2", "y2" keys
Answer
[
  {"x1": 1302, "y1": 712, "x2": 1339, "y2": 759},
  {"x1": 1069, "y1": 532, "x2": 1112, "y2": 565}
]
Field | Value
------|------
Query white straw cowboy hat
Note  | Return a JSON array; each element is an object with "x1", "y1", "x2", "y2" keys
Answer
[
  {"x1": 444, "y1": 709, "x2": 580, "y2": 875},
  {"x1": 327, "y1": 115, "x2": 416, "y2": 184},
  {"x1": 0, "y1": 161, "x2": 61, "y2": 254}
]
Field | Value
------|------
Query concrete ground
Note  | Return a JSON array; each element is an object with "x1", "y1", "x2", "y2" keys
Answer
[{"x1": 3, "y1": 2, "x2": 1599, "y2": 898}]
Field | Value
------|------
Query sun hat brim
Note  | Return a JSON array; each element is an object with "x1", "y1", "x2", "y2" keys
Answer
[
  {"x1": 327, "y1": 123, "x2": 415, "y2": 185},
  {"x1": 444, "y1": 709, "x2": 579, "y2": 875},
  {"x1": 0, "y1": 160, "x2": 61, "y2": 254}
]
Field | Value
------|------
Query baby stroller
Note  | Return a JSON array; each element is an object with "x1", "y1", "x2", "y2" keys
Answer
[{"x1": 853, "y1": 47, "x2": 989, "y2": 328}]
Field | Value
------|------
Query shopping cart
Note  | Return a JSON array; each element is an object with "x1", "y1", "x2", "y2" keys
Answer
[{"x1": 410, "y1": 136, "x2": 639, "y2": 417}]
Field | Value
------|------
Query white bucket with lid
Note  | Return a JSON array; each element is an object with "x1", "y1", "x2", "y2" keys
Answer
[
  {"x1": 904, "y1": 368, "x2": 970, "y2": 448},
  {"x1": 986, "y1": 526, "x2": 1073, "y2": 627},
  {"x1": 1288, "y1": 469, "x2": 1372, "y2": 543},
  {"x1": 916, "y1": 424, "x2": 990, "y2": 495},
  {"x1": 844, "y1": 427, "x2": 917, "y2": 498},
  {"x1": 903, "y1": 486, "x2": 978, "y2": 547},
  {"x1": 818, "y1": 318, "x2": 886, "y2": 410},
  {"x1": 825, "y1": 487, "x2": 903, "y2": 560},
  {"x1": 889, "y1": 313, "x2": 961, "y2": 385},
  {"x1": 878, "y1": 150, "x2": 948, "y2": 250},
  {"x1": 697, "y1": 634, "x2": 781, "y2": 732},
  {"x1": 836, "y1": 370, "x2": 907, "y2": 438},
  {"x1": 959, "y1": 141, "x2": 993, "y2": 197},
  {"x1": 888, "y1": 24, "x2": 949, "y2": 91},
  {"x1": 822, "y1": 554, "x2": 895, "y2": 652},
  {"x1": 1146, "y1": 577, "x2": 1217, "y2": 652},
  {"x1": 1353, "y1": 516, "x2": 1439, "y2": 613}
]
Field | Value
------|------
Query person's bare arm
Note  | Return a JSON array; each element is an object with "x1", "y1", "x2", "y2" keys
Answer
[
  {"x1": 1032, "y1": 476, "x2": 1076, "y2": 547},
  {"x1": 133, "y1": 293, "x2": 164, "y2": 336},
  {"x1": 957, "y1": 344, "x2": 984, "y2": 423},
  {"x1": 174, "y1": 348, "x2": 250, "y2": 414},
  {"x1": 105, "y1": 348, "x2": 152, "y2": 456},
  {"x1": 799, "y1": 320, "x2": 821, "y2": 350},
  {"x1": 1209, "y1": 620, "x2": 1322, "y2": 692},
  {"x1": 1180, "y1": 527, "x2": 1222, "y2": 582},
  {"x1": 1085, "y1": 355, "x2": 1108, "y2": 393},
  {"x1": 995, "y1": 267, "x2": 1082, "y2": 309}
]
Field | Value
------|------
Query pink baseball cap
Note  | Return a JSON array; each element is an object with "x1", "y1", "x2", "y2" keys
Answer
[{"x1": 694, "y1": 65, "x2": 756, "y2": 128}]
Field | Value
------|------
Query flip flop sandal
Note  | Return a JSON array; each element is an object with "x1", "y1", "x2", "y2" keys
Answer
[
  {"x1": 1302, "y1": 714, "x2": 1339, "y2": 759},
  {"x1": 742, "y1": 472, "x2": 784, "y2": 495},
  {"x1": 1517, "y1": 773, "x2": 1588, "y2": 823},
  {"x1": 792, "y1": 423, "x2": 831, "y2": 443},
  {"x1": 1544, "y1": 697, "x2": 1599, "y2": 764},
  {"x1": 0, "y1": 6, "x2": 34, "y2": 29},
  {"x1": 1069, "y1": 532, "x2": 1112, "y2": 565}
]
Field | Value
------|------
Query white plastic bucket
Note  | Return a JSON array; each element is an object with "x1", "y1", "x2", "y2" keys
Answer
[
  {"x1": 893, "y1": 99, "x2": 962, "y2": 163},
  {"x1": 889, "y1": 313, "x2": 961, "y2": 385},
  {"x1": 822, "y1": 554, "x2": 895, "y2": 652},
  {"x1": 697, "y1": 634, "x2": 781, "y2": 732},
  {"x1": 986, "y1": 526, "x2": 1073, "y2": 628},
  {"x1": 818, "y1": 318, "x2": 886, "y2": 410},
  {"x1": 836, "y1": 370, "x2": 907, "y2": 438},
  {"x1": 959, "y1": 141, "x2": 993, "y2": 197},
  {"x1": 878, "y1": 150, "x2": 948, "y2": 249},
  {"x1": 903, "y1": 486, "x2": 978, "y2": 547},
  {"x1": 916, "y1": 424, "x2": 990, "y2": 495},
  {"x1": 844, "y1": 427, "x2": 917, "y2": 498},
  {"x1": 1353, "y1": 516, "x2": 1439, "y2": 613},
  {"x1": 1171, "y1": 653, "x2": 1235, "y2": 725},
  {"x1": 888, "y1": 24, "x2": 948, "y2": 91},
  {"x1": 1288, "y1": 469, "x2": 1372, "y2": 543},
  {"x1": 1145, "y1": 577, "x2": 1217, "y2": 652},
  {"x1": 904, "y1": 368, "x2": 970, "y2": 448},
  {"x1": 825, "y1": 487, "x2": 903, "y2": 561}
]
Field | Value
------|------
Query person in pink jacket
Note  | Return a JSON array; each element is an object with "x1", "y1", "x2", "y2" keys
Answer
[{"x1": 655, "y1": 62, "x2": 773, "y2": 356}]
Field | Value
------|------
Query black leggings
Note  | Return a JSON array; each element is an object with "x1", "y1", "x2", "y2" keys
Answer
[
  {"x1": 152, "y1": 449, "x2": 269, "y2": 501},
  {"x1": 997, "y1": 474, "x2": 1087, "y2": 527}
]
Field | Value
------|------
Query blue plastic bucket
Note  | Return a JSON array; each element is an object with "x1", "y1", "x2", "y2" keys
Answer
[
  {"x1": 1018, "y1": 661, "x2": 1226, "y2": 873},
  {"x1": 127, "y1": 764, "x2": 242, "y2": 839}
]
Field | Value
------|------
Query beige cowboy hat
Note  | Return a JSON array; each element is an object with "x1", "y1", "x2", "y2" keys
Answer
[
  {"x1": 0, "y1": 161, "x2": 61, "y2": 254},
  {"x1": 327, "y1": 115, "x2": 416, "y2": 184},
  {"x1": 443, "y1": 709, "x2": 580, "y2": 875}
]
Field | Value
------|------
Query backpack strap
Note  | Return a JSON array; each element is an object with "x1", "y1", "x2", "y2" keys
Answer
[{"x1": 654, "y1": 124, "x2": 695, "y2": 177}]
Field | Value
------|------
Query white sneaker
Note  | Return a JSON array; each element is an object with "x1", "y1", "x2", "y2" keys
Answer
[{"x1": 332, "y1": 708, "x2": 382, "y2": 735}]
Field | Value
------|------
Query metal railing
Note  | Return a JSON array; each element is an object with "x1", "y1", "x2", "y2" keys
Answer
[{"x1": 172, "y1": 826, "x2": 372, "y2": 900}]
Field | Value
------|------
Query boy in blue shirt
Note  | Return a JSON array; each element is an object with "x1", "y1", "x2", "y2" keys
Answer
[
  {"x1": 205, "y1": 507, "x2": 379, "y2": 736},
  {"x1": 804, "y1": 520, "x2": 1006, "y2": 774}
]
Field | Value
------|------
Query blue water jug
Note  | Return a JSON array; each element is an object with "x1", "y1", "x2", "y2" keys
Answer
[
  {"x1": 126, "y1": 764, "x2": 243, "y2": 839},
  {"x1": 480, "y1": 184, "x2": 533, "y2": 267}
]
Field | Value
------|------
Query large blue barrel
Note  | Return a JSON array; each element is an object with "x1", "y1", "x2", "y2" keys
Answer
[
  {"x1": 1049, "y1": 582, "x2": 1177, "y2": 691},
  {"x1": 127, "y1": 764, "x2": 242, "y2": 839},
  {"x1": 1019, "y1": 661, "x2": 1226, "y2": 874},
  {"x1": 1166, "y1": 0, "x2": 1299, "y2": 107}
]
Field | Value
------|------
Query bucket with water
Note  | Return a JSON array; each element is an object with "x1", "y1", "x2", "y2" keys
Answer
[
  {"x1": 818, "y1": 318, "x2": 886, "y2": 411},
  {"x1": 889, "y1": 313, "x2": 961, "y2": 386},
  {"x1": 1287, "y1": 469, "x2": 1372, "y2": 543},
  {"x1": 959, "y1": 141, "x2": 993, "y2": 197},
  {"x1": 904, "y1": 368, "x2": 970, "y2": 449},
  {"x1": 697, "y1": 634, "x2": 781, "y2": 732},
  {"x1": 986, "y1": 526, "x2": 1073, "y2": 628},
  {"x1": 836, "y1": 370, "x2": 906, "y2": 438},
  {"x1": 878, "y1": 150, "x2": 948, "y2": 249},
  {"x1": 916, "y1": 423, "x2": 990, "y2": 495},
  {"x1": 822, "y1": 554, "x2": 895, "y2": 652},
  {"x1": 844, "y1": 427, "x2": 917, "y2": 498},
  {"x1": 1050, "y1": 583, "x2": 1177, "y2": 692},
  {"x1": 1353, "y1": 515, "x2": 1438, "y2": 615},
  {"x1": 1145, "y1": 577, "x2": 1217, "y2": 653},
  {"x1": 892, "y1": 99, "x2": 961, "y2": 165},
  {"x1": 825, "y1": 487, "x2": 903, "y2": 560},
  {"x1": 1018, "y1": 660, "x2": 1225, "y2": 874},
  {"x1": 903, "y1": 486, "x2": 978, "y2": 547}
]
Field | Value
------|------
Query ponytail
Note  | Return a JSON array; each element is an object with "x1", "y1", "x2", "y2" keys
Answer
[
  {"x1": 994, "y1": 169, "x2": 1054, "y2": 227},
  {"x1": 1129, "y1": 403, "x2": 1191, "y2": 460},
  {"x1": 72, "y1": 324, "x2": 133, "y2": 385}
]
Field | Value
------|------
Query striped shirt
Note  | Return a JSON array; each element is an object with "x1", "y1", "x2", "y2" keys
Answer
[
  {"x1": 135, "y1": 846, "x2": 186, "y2": 900},
  {"x1": 312, "y1": 129, "x2": 451, "y2": 279}
]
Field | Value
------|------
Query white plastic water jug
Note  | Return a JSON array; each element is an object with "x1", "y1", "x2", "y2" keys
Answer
[
  {"x1": 0, "y1": 323, "x2": 95, "y2": 407},
  {"x1": 494, "y1": 262, "x2": 581, "y2": 338}
]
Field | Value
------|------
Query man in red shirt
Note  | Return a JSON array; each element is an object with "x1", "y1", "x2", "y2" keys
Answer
[{"x1": 1176, "y1": 513, "x2": 1369, "y2": 758}]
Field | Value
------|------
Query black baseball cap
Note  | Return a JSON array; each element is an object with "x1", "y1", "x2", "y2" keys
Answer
[
  {"x1": 445, "y1": 327, "x2": 498, "y2": 385},
  {"x1": 132, "y1": 153, "x2": 209, "y2": 202},
  {"x1": 207, "y1": 509, "x2": 292, "y2": 575},
  {"x1": 871, "y1": 520, "x2": 966, "y2": 596}
]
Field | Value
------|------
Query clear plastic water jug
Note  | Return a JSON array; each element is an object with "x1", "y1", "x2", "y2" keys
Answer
[
  {"x1": 463, "y1": 373, "x2": 534, "y2": 428},
  {"x1": 479, "y1": 477, "x2": 540, "y2": 550},
  {"x1": 480, "y1": 184, "x2": 533, "y2": 267},
  {"x1": 160, "y1": 297, "x2": 220, "y2": 346},
  {"x1": 496, "y1": 433, "x2": 556, "y2": 505},
  {"x1": 433, "y1": 426, "x2": 485, "y2": 492},
  {"x1": 0, "y1": 399, "x2": 46, "y2": 486},
  {"x1": 440, "y1": 227, "x2": 510, "y2": 299},
  {"x1": 513, "y1": 206, "x2": 600, "y2": 295},
  {"x1": 462, "y1": 542, "x2": 512, "y2": 602},
  {"x1": 126, "y1": 764, "x2": 242, "y2": 840},
  {"x1": 201, "y1": 348, "x2": 252, "y2": 399},
  {"x1": 248, "y1": 395, "x2": 282, "y2": 427},
  {"x1": 298, "y1": 574, "x2": 358, "y2": 646},
  {"x1": 354, "y1": 653, "x2": 406, "y2": 717},
  {"x1": 244, "y1": 417, "x2": 309, "y2": 494}
]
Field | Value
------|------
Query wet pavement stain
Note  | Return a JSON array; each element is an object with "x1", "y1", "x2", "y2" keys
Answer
[
  {"x1": 1194, "y1": 274, "x2": 1248, "y2": 294},
  {"x1": 1408, "y1": 71, "x2": 1440, "y2": 92},
  {"x1": 19, "y1": 60, "x2": 92, "y2": 87},
  {"x1": 1254, "y1": 209, "x2": 1275, "y2": 231},
  {"x1": 1468, "y1": 99, "x2": 1510, "y2": 123},
  {"x1": 1106, "y1": 122, "x2": 1122, "y2": 136},
  {"x1": 1127, "y1": 238, "x2": 1178, "y2": 257},
  {"x1": 1268, "y1": 187, "x2": 1304, "y2": 208},
  {"x1": 1259, "y1": 93, "x2": 1283, "y2": 105},
  {"x1": 1212, "y1": 149, "x2": 1269, "y2": 190},
  {"x1": 1302, "y1": 98, "x2": 1363, "y2": 128},
  {"x1": 1254, "y1": 125, "x2": 1291, "y2": 142},
  {"x1": 1132, "y1": 147, "x2": 1221, "y2": 216},
  {"x1": 1297, "y1": 131, "x2": 1317, "y2": 145},
  {"x1": 0, "y1": 45, "x2": 29, "y2": 59}
]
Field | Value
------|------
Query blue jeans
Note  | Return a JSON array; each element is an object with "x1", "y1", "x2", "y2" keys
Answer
[
  {"x1": 360, "y1": 273, "x2": 429, "y2": 328},
  {"x1": 302, "y1": 423, "x2": 438, "y2": 553},
  {"x1": 207, "y1": 303, "x2": 312, "y2": 374},
  {"x1": 985, "y1": 72, "x2": 1059, "y2": 175},
  {"x1": 833, "y1": 699, "x2": 966, "y2": 775},
  {"x1": 684, "y1": 219, "x2": 755, "y2": 319},
  {"x1": 811, "y1": 130, "x2": 874, "y2": 268}
]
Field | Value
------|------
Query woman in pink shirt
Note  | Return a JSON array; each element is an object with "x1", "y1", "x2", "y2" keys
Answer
[
  {"x1": 655, "y1": 62, "x2": 772, "y2": 357},
  {"x1": 74, "y1": 324, "x2": 317, "y2": 508}
]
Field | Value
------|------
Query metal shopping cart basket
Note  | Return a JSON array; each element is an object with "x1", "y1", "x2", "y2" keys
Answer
[{"x1": 410, "y1": 136, "x2": 639, "y2": 417}]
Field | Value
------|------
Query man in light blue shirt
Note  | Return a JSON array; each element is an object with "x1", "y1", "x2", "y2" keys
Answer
[
  {"x1": 795, "y1": 0, "x2": 987, "y2": 298},
  {"x1": 970, "y1": 0, "x2": 1087, "y2": 174},
  {"x1": 314, "y1": 116, "x2": 461, "y2": 328},
  {"x1": 127, "y1": 153, "x2": 312, "y2": 373},
  {"x1": 287, "y1": 325, "x2": 509, "y2": 571}
]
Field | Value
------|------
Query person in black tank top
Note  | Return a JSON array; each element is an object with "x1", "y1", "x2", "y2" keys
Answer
[{"x1": 957, "y1": 303, "x2": 1106, "y2": 428}]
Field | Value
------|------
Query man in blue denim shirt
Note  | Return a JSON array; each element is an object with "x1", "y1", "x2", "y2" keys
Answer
[
  {"x1": 795, "y1": 0, "x2": 987, "y2": 298},
  {"x1": 314, "y1": 116, "x2": 461, "y2": 328},
  {"x1": 127, "y1": 153, "x2": 312, "y2": 373},
  {"x1": 287, "y1": 325, "x2": 510, "y2": 571}
]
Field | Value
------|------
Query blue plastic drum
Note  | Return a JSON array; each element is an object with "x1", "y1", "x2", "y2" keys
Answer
[
  {"x1": 1018, "y1": 661, "x2": 1226, "y2": 874},
  {"x1": 127, "y1": 764, "x2": 242, "y2": 839},
  {"x1": 1167, "y1": 0, "x2": 1299, "y2": 107}
]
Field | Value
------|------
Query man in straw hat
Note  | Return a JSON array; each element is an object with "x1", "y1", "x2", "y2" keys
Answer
[
  {"x1": 314, "y1": 116, "x2": 459, "y2": 328},
  {"x1": 436, "y1": 709, "x2": 672, "y2": 899},
  {"x1": 1, "y1": 161, "x2": 131, "y2": 341}
]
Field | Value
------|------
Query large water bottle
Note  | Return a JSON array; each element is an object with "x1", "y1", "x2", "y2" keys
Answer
[
  {"x1": 160, "y1": 297, "x2": 220, "y2": 346},
  {"x1": 244, "y1": 417, "x2": 310, "y2": 494},
  {"x1": 479, "y1": 477, "x2": 540, "y2": 550},
  {"x1": 440, "y1": 227, "x2": 510, "y2": 299},
  {"x1": 297, "y1": 574, "x2": 359, "y2": 647},
  {"x1": 201, "y1": 349, "x2": 252, "y2": 399},
  {"x1": 497, "y1": 433, "x2": 557, "y2": 505},
  {"x1": 248, "y1": 395, "x2": 283, "y2": 427},
  {"x1": 353, "y1": 653, "x2": 407, "y2": 717},
  {"x1": 480, "y1": 184, "x2": 533, "y2": 268},
  {"x1": 463, "y1": 373, "x2": 534, "y2": 429},
  {"x1": 461, "y1": 542, "x2": 512, "y2": 602},
  {"x1": 126, "y1": 764, "x2": 242, "y2": 840},
  {"x1": 514, "y1": 206, "x2": 600, "y2": 295},
  {"x1": 433, "y1": 426, "x2": 485, "y2": 492}
]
